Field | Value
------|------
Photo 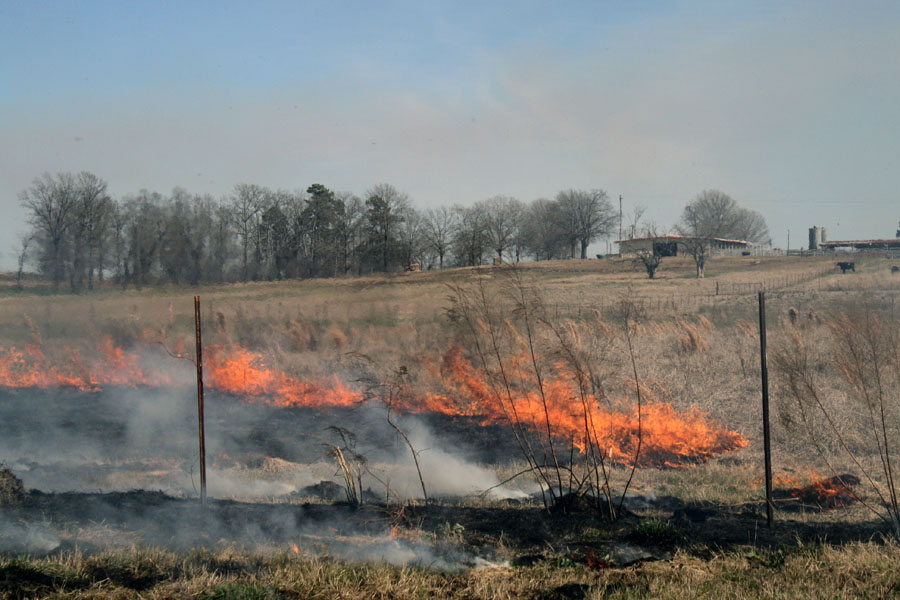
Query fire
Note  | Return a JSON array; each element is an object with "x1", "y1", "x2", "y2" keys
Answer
[
  {"x1": 420, "y1": 347, "x2": 748, "y2": 468},
  {"x1": 0, "y1": 338, "x2": 748, "y2": 467},
  {"x1": 290, "y1": 542, "x2": 300, "y2": 554},
  {"x1": 776, "y1": 473, "x2": 861, "y2": 509},
  {"x1": 0, "y1": 338, "x2": 360, "y2": 407},
  {"x1": 205, "y1": 347, "x2": 360, "y2": 408},
  {"x1": 0, "y1": 336, "x2": 168, "y2": 391}
]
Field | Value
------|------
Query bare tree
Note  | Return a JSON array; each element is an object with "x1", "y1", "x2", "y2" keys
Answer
[
  {"x1": 555, "y1": 189, "x2": 616, "y2": 259},
  {"x1": 55, "y1": 171, "x2": 111, "y2": 291},
  {"x1": 422, "y1": 206, "x2": 457, "y2": 269},
  {"x1": 677, "y1": 190, "x2": 769, "y2": 278},
  {"x1": 71, "y1": 172, "x2": 112, "y2": 291},
  {"x1": 625, "y1": 204, "x2": 647, "y2": 240},
  {"x1": 396, "y1": 204, "x2": 424, "y2": 268},
  {"x1": 733, "y1": 208, "x2": 770, "y2": 245},
  {"x1": 19, "y1": 172, "x2": 79, "y2": 290},
  {"x1": 229, "y1": 183, "x2": 269, "y2": 281},
  {"x1": 121, "y1": 190, "x2": 168, "y2": 287},
  {"x1": 334, "y1": 191, "x2": 364, "y2": 276},
  {"x1": 451, "y1": 203, "x2": 489, "y2": 267},
  {"x1": 522, "y1": 198, "x2": 565, "y2": 261},
  {"x1": 633, "y1": 248, "x2": 662, "y2": 279},
  {"x1": 481, "y1": 195, "x2": 523, "y2": 262},
  {"x1": 13, "y1": 232, "x2": 34, "y2": 289},
  {"x1": 205, "y1": 200, "x2": 234, "y2": 282}
]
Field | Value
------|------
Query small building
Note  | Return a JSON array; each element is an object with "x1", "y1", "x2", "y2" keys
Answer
[{"x1": 616, "y1": 234, "x2": 752, "y2": 257}]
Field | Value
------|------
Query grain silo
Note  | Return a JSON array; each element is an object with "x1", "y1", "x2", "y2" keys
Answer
[{"x1": 809, "y1": 226, "x2": 821, "y2": 250}]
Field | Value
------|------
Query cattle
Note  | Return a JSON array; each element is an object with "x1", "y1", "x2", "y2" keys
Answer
[
  {"x1": 892, "y1": 265, "x2": 899, "y2": 275},
  {"x1": 404, "y1": 263, "x2": 421, "y2": 272},
  {"x1": 836, "y1": 261, "x2": 855, "y2": 274},
  {"x1": 787, "y1": 307, "x2": 799, "y2": 325}
]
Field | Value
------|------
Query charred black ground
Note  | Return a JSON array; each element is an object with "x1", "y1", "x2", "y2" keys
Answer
[{"x1": 0, "y1": 387, "x2": 524, "y2": 467}]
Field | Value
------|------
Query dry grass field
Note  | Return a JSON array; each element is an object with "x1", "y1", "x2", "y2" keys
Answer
[{"x1": 3, "y1": 254, "x2": 900, "y2": 598}]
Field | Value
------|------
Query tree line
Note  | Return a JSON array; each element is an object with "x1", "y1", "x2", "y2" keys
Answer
[{"x1": 16, "y1": 172, "x2": 621, "y2": 291}]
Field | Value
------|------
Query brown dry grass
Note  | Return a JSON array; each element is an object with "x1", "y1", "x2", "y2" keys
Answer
[{"x1": 3, "y1": 541, "x2": 900, "y2": 599}]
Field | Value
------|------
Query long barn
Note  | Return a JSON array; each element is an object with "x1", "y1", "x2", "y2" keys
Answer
[
  {"x1": 616, "y1": 234, "x2": 752, "y2": 257},
  {"x1": 818, "y1": 238, "x2": 900, "y2": 251}
]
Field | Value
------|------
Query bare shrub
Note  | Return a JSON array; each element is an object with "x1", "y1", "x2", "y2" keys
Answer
[
  {"x1": 446, "y1": 267, "x2": 630, "y2": 517},
  {"x1": 322, "y1": 426, "x2": 367, "y2": 506},
  {"x1": 633, "y1": 249, "x2": 662, "y2": 279},
  {"x1": 773, "y1": 305, "x2": 900, "y2": 537},
  {"x1": 0, "y1": 467, "x2": 25, "y2": 505}
]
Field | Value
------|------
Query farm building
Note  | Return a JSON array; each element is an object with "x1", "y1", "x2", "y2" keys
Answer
[
  {"x1": 818, "y1": 238, "x2": 900, "y2": 251},
  {"x1": 616, "y1": 234, "x2": 752, "y2": 257}
]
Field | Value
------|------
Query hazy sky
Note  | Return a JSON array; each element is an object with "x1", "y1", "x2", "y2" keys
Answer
[{"x1": 2, "y1": 0, "x2": 899, "y2": 268}]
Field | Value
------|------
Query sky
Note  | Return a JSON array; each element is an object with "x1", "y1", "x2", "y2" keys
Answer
[{"x1": 2, "y1": 0, "x2": 899, "y2": 268}]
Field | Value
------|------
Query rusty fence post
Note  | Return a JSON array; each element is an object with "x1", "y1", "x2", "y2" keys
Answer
[
  {"x1": 758, "y1": 291, "x2": 774, "y2": 527},
  {"x1": 194, "y1": 295, "x2": 207, "y2": 505}
]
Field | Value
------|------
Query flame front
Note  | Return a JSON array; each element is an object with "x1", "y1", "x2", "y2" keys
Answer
[
  {"x1": 0, "y1": 338, "x2": 747, "y2": 467},
  {"x1": 205, "y1": 347, "x2": 359, "y2": 408},
  {"x1": 420, "y1": 346, "x2": 747, "y2": 468},
  {"x1": 0, "y1": 336, "x2": 168, "y2": 391}
]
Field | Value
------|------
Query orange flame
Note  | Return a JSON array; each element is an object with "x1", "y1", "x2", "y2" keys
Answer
[
  {"x1": 0, "y1": 338, "x2": 748, "y2": 467},
  {"x1": 290, "y1": 542, "x2": 300, "y2": 554},
  {"x1": 418, "y1": 347, "x2": 748, "y2": 468},
  {"x1": 205, "y1": 346, "x2": 359, "y2": 408},
  {"x1": 0, "y1": 336, "x2": 171, "y2": 391},
  {"x1": 776, "y1": 472, "x2": 860, "y2": 509}
]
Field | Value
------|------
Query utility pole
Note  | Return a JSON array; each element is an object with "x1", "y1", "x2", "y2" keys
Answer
[
  {"x1": 787, "y1": 229, "x2": 790, "y2": 256},
  {"x1": 618, "y1": 195, "x2": 623, "y2": 243}
]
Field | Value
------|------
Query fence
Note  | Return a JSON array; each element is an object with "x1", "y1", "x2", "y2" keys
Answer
[{"x1": 567, "y1": 266, "x2": 849, "y2": 320}]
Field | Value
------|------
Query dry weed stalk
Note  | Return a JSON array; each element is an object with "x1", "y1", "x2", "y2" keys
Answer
[
  {"x1": 773, "y1": 305, "x2": 900, "y2": 537},
  {"x1": 615, "y1": 297, "x2": 645, "y2": 514},
  {"x1": 383, "y1": 368, "x2": 429, "y2": 503},
  {"x1": 348, "y1": 359, "x2": 430, "y2": 504},
  {"x1": 446, "y1": 267, "x2": 640, "y2": 518},
  {"x1": 322, "y1": 426, "x2": 366, "y2": 505}
]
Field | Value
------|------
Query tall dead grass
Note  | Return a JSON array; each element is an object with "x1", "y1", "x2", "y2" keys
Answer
[{"x1": 773, "y1": 303, "x2": 900, "y2": 537}]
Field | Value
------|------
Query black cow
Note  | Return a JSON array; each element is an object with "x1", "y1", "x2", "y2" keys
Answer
[{"x1": 837, "y1": 261, "x2": 855, "y2": 274}]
